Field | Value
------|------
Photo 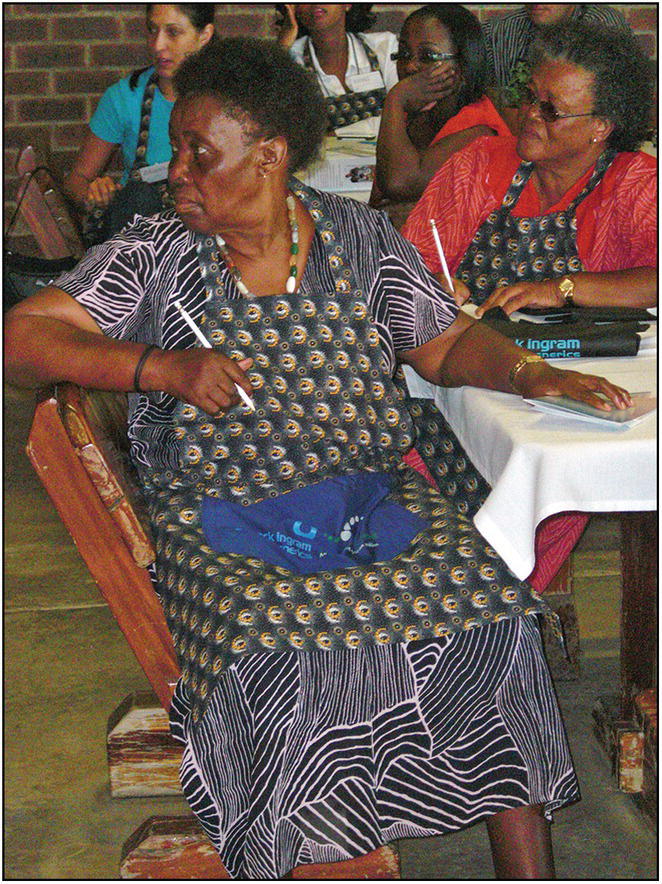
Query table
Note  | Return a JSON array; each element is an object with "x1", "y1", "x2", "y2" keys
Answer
[
  {"x1": 403, "y1": 340, "x2": 656, "y2": 581},
  {"x1": 404, "y1": 329, "x2": 657, "y2": 719}
]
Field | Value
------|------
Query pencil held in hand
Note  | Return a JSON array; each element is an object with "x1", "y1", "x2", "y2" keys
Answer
[
  {"x1": 429, "y1": 218, "x2": 455, "y2": 295},
  {"x1": 174, "y1": 300, "x2": 255, "y2": 412}
]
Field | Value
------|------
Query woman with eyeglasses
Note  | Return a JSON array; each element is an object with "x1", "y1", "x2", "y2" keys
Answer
[
  {"x1": 403, "y1": 21, "x2": 656, "y2": 313},
  {"x1": 275, "y1": 4, "x2": 398, "y2": 134},
  {"x1": 371, "y1": 4, "x2": 511, "y2": 220}
]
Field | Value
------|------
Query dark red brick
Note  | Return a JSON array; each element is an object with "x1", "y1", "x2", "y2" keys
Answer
[
  {"x1": 17, "y1": 97, "x2": 86, "y2": 123},
  {"x1": 3, "y1": 123, "x2": 51, "y2": 152},
  {"x1": 4, "y1": 71, "x2": 51, "y2": 94},
  {"x1": 635, "y1": 33, "x2": 656, "y2": 58},
  {"x1": 52, "y1": 15, "x2": 121, "y2": 40},
  {"x1": 51, "y1": 123, "x2": 90, "y2": 148},
  {"x1": 90, "y1": 42, "x2": 149, "y2": 67},
  {"x1": 214, "y1": 13, "x2": 267, "y2": 39},
  {"x1": 54, "y1": 70, "x2": 118, "y2": 95},
  {"x1": 122, "y1": 14, "x2": 147, "y2": 38},
  {"x1": 8, "y1": 3, "x2": 83, "y2": 14},
  {"x1": 16, "y1": 44, "x2": 85, "y2": 68},
  {"x1": 4, "y1": 18, "x2": 48, "y2": 41},
  {"x1": 623, "y1": 7, "x2": 659, "y2": 31},
  {"x1": 371, "y1": 10, "x2": 408, "y2": 34}
]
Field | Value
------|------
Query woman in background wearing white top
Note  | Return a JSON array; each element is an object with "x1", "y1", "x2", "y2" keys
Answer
[{"x1": 276, "y1": 4, "x2": 397, "y2": 132}]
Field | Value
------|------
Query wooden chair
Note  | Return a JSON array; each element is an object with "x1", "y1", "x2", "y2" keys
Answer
[
  {"x1": 12, "y1": 145, "x2": 84, "y2": 260},
  {"x1": 26, "y1": 383, "x2": 400, "y2": 879}
]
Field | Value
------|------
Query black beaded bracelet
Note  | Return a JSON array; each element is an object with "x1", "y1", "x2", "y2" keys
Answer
[{"x1": 133, "y1": 344, "x2": 157, "y2": 393}]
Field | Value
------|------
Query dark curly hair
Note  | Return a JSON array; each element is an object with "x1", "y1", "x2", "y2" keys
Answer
[
  {"x1": 530, "y1": 21, "x2": 655, "y2": 152},
  {"x1": 274, "y1": 3, "x2": 376, "y2": 36},
  {"x1": 401, "y1": 4, "x2": 488, "y2": 106},
  {"x1": 173, "y1": 38, "x2": 328, "y2": 172}
]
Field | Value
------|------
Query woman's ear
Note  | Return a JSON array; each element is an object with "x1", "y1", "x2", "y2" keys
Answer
[
  {"x1": 591, "y1": 116, "x2": 614, "y2": 146},
  {"x1": 198, "y1": 23, "x2": 214, "y2": 49},
  {"x1": 255, "y1": 136, "x2": 290, "y2": 178}
]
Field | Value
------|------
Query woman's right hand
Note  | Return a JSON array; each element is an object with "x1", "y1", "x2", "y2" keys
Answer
[
  {"x1": 150, "y1": 347, "x2": 254, "y2": 416},
  {"x1": 84, "y1": 175, "x2": 120, "y2": 209},
  {"x1": 275, "y1": 4, "x2": 298, "y2": 49},
  {"x1": 393, "y1": 62, "x2": 459, "y2": 114}
]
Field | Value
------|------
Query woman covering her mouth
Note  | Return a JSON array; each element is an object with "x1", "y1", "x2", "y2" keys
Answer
[{"x1": 63, "y1": 3, "x2": 216, "y2": 244}]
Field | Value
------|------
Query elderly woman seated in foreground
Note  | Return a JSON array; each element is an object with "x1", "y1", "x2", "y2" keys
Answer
[
  {"x1": 403, "y1": 21, "x2": 657, "y2": 314},
  {"x1": 5, "y1": 38, "x2": 633, "y2": 881}
]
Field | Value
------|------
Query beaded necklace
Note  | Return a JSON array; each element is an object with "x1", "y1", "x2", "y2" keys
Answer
[{"x1": 215, "y1": 193, "x2": 300, "y2": 296}]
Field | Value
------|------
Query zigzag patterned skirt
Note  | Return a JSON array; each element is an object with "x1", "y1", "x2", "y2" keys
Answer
[{"x1": 170, "y1": 615, "x2": 580, "y2": 879}]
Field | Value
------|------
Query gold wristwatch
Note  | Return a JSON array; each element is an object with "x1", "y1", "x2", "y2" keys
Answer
[{"x1": 558, "y1": 276, "x2": 575, "y2": 307}]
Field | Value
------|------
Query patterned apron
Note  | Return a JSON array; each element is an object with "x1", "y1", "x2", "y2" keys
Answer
[
  {"x1": 147, "y1": 182, "x2": 551, "y2": 726},
  {"x1": 84, "y1": 72, "x2": 173, "y2": 245},
  {"x1": 303, "y1": 35, "x2": 387, "y2": 131},
  {"x1": 456, "y1": 149, "x2": 617, "y2": 304}
]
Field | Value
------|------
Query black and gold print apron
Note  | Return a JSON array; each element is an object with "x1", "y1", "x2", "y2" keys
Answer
[
  {"x1": 456, "y1": 149, "x2": 617, "y2": 304},
  {"x1": 84, "y1": 72, "x2": 174, "y2": 246},
  {"x1": 303, "y1": 34, "x2": 387, "y2": 131},
  {"x1": 148, "y1": 184, "x2": 551, "y2": 726}
]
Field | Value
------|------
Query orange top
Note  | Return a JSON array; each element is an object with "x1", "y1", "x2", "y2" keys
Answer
[{"x1": 430, "y1": 94, "x2": 511, "y2": 145}]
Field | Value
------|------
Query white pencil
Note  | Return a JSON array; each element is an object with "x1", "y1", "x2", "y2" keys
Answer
[
  {"x1": 429, "y1": 218, "x2": 455, "y2": 294},
  {"x1": 174, "y1": 299, "x2": 255, "y2": 412}
]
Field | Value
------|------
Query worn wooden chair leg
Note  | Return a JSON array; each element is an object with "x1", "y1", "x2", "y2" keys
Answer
[{"x1": 120, "y1": 815, "x2": 400, "y2": 880}]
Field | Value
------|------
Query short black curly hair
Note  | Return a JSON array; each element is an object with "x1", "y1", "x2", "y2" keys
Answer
[
  {"x1": 274, "y1": 3, "x2": 376, "y2": 36},
  {"x1": 173, "y1": 37, "x2": 328, "y2": 172},
  {"x1": 530, "y1": 21, "x2": 655, "y2": 152}
]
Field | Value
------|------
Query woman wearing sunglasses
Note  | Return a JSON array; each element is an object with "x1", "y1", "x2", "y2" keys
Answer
[
  {"x1": 403, "y1": 21, "x2": 656, "y2": 313},
  {"x1": 371, "y1": 4, "x2": 512, "y2": 223}
]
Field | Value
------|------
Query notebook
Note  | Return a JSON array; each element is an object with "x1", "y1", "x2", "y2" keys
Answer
[{"x1": 524, "y1": 392, "x2": 656, "y2": 429}]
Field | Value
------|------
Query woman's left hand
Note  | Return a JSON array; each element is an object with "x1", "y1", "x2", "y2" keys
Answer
[
  {"x1": 515, "y1": 359, "x2": 632, "y2": 410},
  {"x1": 475, "y1": 279, "x2": 561, "y2": 318}
]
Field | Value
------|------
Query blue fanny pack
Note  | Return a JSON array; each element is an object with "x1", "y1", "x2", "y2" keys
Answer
[{"x1": 201, "y1": 471, "x2": 428, "y2": 574}]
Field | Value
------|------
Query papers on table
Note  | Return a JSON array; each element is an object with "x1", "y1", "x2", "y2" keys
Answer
[
  {"x1": 524, "y1": 392, "x2": 657, "y2": 429},
  {"x1": 295, "y1": 137, "x2": 376, "y2": 193},
  {"x1": 334, "y1": 117, "x2": 381, "y2": 139}
]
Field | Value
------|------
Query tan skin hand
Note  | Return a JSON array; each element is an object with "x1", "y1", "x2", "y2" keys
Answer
[
  {"x1": 514, "y1": 360, "x2": 632, "y2": 411},
  {"x1": 85, "y1": 175, "x2": 120, "y2": 209},
  {"x1": 144, "y1": 347, "x2": 254, "y2": 416},
  {"x1": 276, "y1": 4, "x2": 299, "y2": 49},
  {"x1": 395, "y1": 60, "x2": 459, "y2": 114},
  {"x1": 475, "y1": 279, "x2": 561, "y2": 318}
]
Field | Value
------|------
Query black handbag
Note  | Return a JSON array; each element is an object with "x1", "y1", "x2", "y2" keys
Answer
[{"x1": 4, "y1": 250, "x2": 77, "y2": 310}]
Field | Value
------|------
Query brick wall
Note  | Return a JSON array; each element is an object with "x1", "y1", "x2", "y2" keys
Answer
[{"x1": 4, "y1": 3, "x2": 658, "y2": 231}]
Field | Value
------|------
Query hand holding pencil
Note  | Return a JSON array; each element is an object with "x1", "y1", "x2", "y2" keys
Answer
[{"x1": 429, "y1": 219, "x2": 470, "y2": 308}]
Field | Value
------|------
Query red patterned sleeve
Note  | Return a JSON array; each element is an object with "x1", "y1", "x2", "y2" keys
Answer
[
  {"x1": 578, "y1": 152, "x2": 658, "y2": 272},
  {"x1": 402, "y1": 137, "x2": 497, "y2": 276}
]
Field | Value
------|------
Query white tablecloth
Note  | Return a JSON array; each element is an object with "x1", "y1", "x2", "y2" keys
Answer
[{"x1": 404, "y1": 342, "x2": 657, "y2": 580}]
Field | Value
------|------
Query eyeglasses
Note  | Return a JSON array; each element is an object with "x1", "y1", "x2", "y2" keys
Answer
[
  {"x1": 520, "y1": 85, "x2": 595, "y2": 124},
  {"x1": 390, "y1": 48, "x2": 458, "y2": 65}
]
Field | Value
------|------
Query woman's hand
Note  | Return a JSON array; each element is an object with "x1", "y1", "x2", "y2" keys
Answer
[
  {"x1": 149, "y1": 348, "x2": 254, "y2": 416},
  {"x1": 475, "y1": 279, "x2": 561, "y2": 318},
  {"x1": 514, "y1": 359, "x2": 632, "y2": 411},
  {"x1": 84, "y1": 175, "x2": 120, "y2": 209},
  {"x1": 275, "y1": 4, "x2": 298, "y2": 49},
  {"x1": 392, "y1": 61, "x2": 459, "y2": 114}
]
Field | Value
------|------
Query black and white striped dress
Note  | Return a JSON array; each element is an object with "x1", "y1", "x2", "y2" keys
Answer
[{"x1": 55, "y1": 191, "x2": 580, "y2": 880}]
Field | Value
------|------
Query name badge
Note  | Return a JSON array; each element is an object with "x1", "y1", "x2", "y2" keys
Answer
[
  {"x1": 348, "y1": 70, "x2": 384, "y2": 92},
  {"x1": 137, "y1": 161, "x2": 169, "y2": 183}
]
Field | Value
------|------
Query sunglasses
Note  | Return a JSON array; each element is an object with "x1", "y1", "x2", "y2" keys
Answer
[
  {"x1": 520, "y1": 85, "x2": 595, "y2": 124},
  {"x1": 391, "y1": 48, "x2": 458, "y2": 65}
]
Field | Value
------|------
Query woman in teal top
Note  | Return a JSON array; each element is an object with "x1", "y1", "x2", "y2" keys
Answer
[{"x1": 64, "y1": 4, "x2": 215, "y2": 215}]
